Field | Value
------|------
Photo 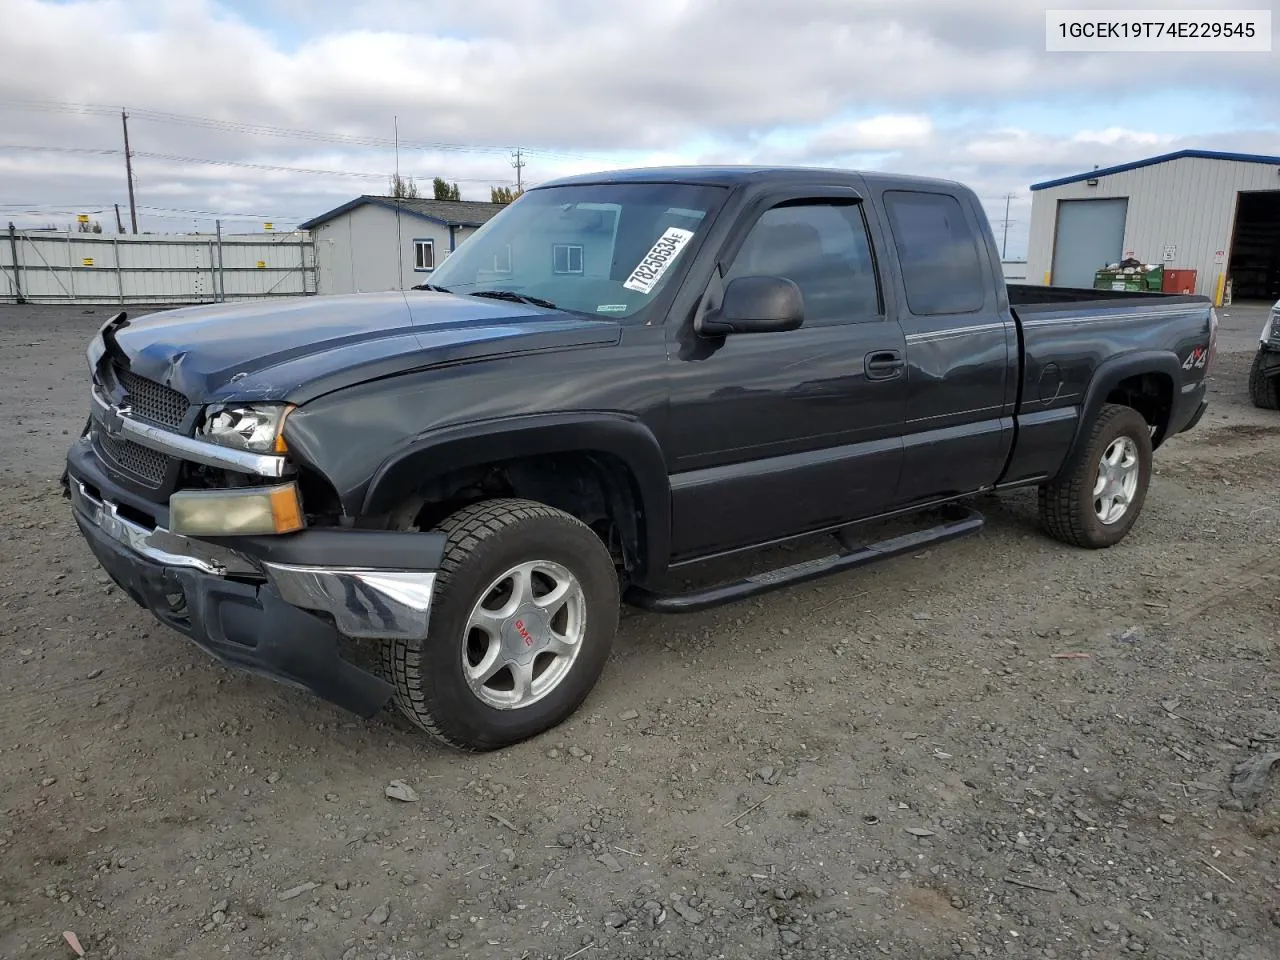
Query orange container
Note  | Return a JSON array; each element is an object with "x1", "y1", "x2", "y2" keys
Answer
[{"x1": 1162, "y1": 269, "x2": 1198, "y2": 295}]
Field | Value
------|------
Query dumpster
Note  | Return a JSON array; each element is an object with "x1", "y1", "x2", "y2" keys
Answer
[
  {"x1": 1094, "y1": 259, "x2": 1163, "y2": 293},
  {"x1": 1162, "y1": 269, "x2": 1198, "y2": 295}
]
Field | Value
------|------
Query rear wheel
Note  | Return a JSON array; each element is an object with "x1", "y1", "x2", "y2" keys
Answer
[
  {"x1": 382, "y1": 498, "x2": 619, "y2": 751},
  {"x1": 1038, "y1": 403, "x2": 1153, "y2": 549},
  {"x1": 1249, "y1": 350, "x2": 1280, "y2": 410}
]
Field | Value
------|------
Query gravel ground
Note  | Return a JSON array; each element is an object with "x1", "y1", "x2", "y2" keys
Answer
[{"x1": 1, "y1": 302, "x2": 1278, "y2": 960}]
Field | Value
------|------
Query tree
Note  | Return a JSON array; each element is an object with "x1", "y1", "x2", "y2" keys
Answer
[
  {"x1": 490, "y1": 185, "x2": 525, "y2": 204},
  {"x1": 388, "y1": 173, "x2": 420, "y2": 199},
  {"x1": 432, "y1": 177, "x2": 461, "y2": 201}
]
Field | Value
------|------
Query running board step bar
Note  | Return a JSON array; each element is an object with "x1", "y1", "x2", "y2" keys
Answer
[{"x1": 624, "y1": 506, "x2": 984, "y2": 614}]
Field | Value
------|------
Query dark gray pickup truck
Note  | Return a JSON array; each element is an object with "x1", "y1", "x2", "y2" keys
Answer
[{"x1": 62, "y1": 165, "x2": 1216, "y2": 750}]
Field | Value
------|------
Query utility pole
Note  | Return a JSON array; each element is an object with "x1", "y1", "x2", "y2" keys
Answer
[
  {"x1": 7, "y1": 222, "x2": 25, "y2": 303},
  {"x1": 999, "y1": 193, "x2": 1016, "y2": 260},
  {"x1": 121, "y1": 109, "x2": 138, "y2": 234},
  {"x1": 394, "y1": 115, "x2": 403, "y2": 290},
  {"x1": 511, "y1": 147, "x2": 525, "y2": 191},
  {"x1": 114, "y1": 202, "x2": 125, "y2": 234},
  {"x1": 215, "y1": 219, "x2": 225, "y2": 302}
]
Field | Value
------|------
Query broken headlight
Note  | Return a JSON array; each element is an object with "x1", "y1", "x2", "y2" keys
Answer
[{"x1": 197, "y1": 403, "x2": 293, "y2": 454}]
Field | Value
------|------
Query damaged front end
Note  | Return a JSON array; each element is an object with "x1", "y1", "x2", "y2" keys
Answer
[{"x1": 62, "y1": 311, "x2": 446, "y2": 717}]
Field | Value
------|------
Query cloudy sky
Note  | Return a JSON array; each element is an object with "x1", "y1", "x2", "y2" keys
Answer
[{"x1": 1, "y1": 0, "x2": 1276, "y2": 256}]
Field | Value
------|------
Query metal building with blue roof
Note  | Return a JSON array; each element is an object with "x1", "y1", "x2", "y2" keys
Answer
[{"x1": 1025, "y1": 149, "x2": 1280, "y2": 304}]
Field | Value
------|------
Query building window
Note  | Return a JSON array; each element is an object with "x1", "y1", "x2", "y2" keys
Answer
[
  {"x1": 552, "y1": 243, "x2": 584, "y2": 275},
  {"x1": 492, "y1": 244, "x2": 513, "y2": 273},
  {"x1": 413, "y1": 239, "x2": 435, "y2": 272}
]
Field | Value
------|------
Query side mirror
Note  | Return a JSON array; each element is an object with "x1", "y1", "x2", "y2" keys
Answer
[{"x1": 699, "y1": 275, "x2": 804, "y2": 336}]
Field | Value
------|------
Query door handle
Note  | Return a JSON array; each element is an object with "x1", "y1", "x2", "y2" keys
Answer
[{"x1": 864, "y1": 350, "x2": 904, "y2": 380}]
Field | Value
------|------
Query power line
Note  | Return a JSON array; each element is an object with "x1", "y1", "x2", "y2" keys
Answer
[
  {"x1": 139, "y1": 151, "x2": 515, "y2": 183},
  {"x1": 6, "y1": 201, "x2": 304, "y2": 218},
  {"x1": 0, "y1": 208, "x2": 106, "y2": 217},
  {"x1": 0, "y1": 200, "x2": 108, "y2": 207},
  {"x1": 138, "y1": 204, "x2": 306, "y2": 219},
  {"x1": 1, "y1": 201, "x2": 307, "y2": 222},
  {"x1": 134, "y1": 210, "x2": 301, "y2": 223},
  {"x1": 0, "y1": 143, "x2": 518, "y2": 184},
  {"x1": 0, "y1": 98, "x2": 612, "y2": 163},
  {"x1": 0, "y1": 144, "x2": 118, "y2": 157}
]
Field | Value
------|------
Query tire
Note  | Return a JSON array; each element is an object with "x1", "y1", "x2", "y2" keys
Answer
[
  {"x1": 1249, "y1": 350, "x2": 1280, "y2": 410},
  {"x1": 381, "y1": 498, "x2": 619, "y2": 751},
  {"x1": 1038, "y1": 403, "x2": 1153, "y2": 549}
]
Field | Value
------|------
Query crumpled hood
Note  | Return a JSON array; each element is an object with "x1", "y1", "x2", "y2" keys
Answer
[{"x1": 103, "y1": 291, "x2": 621, "y2": 404}]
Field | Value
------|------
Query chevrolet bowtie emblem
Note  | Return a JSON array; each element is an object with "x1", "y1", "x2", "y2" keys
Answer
[{"x1": 102, "y1": 403, "x2": 131, "y2": 437}]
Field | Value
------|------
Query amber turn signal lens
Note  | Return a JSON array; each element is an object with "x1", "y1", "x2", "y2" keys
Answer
[
  {"x1": 268, "y1": 483, "x2": 303, "y2": 533},
  {"x1": 273, "y1": 405, "x2": 295, "y2": 454}
]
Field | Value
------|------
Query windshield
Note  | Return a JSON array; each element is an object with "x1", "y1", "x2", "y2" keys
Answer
[{"x1": 426, "y1": 182, "x2": 728, "y2": 318}]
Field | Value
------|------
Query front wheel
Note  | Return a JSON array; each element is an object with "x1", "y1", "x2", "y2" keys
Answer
[
  {"x1": 1249, "y1": 350, "x2": 1280, "y2": 410},
  {"x1": 1038, "y1": 403, "x2": 1153, "y2": 549},
  {"x1": 382, "y1": 498, "x2": 619, "y2": 751}
]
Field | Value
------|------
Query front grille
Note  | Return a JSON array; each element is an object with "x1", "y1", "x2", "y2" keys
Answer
[
  {"x1": 95, "y1": 431, "x2": 170, "y2": 487},
  {"x1": 116, "y1": 367, "x2": 190, "y2": 429}
]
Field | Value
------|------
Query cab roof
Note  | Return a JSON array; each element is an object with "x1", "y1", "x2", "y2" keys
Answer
[{"x1": 535, "y1": 165, "x2": 966, "y2": 193}]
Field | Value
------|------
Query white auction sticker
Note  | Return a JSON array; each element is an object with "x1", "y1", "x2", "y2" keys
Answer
[{"x1": 623, "y1": 227, "x2": 695, "y2": 294}]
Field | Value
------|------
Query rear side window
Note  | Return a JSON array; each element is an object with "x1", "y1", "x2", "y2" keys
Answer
[{"x1": 883, "y1": 190, "x2": 986, "y2": 315}]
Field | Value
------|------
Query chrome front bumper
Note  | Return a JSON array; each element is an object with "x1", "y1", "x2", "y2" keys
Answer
[
  {"x1": 68, "y1": 478, "x2": 437, "y2": 641},
  {"x1": 265, "y1": 564, "x2": 437, "y2": 640}
]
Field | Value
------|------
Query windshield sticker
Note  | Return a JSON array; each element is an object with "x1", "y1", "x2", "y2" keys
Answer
[
  {"x1": 622, "y1": 227, "x2": 695, "y2": 294},
  {"x1": 596, "y1": 304, "x2": 628, "y2": 313}
]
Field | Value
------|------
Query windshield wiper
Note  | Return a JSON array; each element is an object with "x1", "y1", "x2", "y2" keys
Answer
[
  {"x1": 409, "y1": 282, "x2": 452, "y2": 293},
  {"x1": 467, "y1": 289, "x2": 559, "y2": 310}
]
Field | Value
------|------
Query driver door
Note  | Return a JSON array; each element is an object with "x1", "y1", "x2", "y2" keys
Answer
[{"x1": 664, "y1": 189, "x2": 908, "y2": 562}]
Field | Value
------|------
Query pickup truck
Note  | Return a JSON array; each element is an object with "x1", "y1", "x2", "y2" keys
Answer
[
  {"x1": 62, "y1": 165, "x2": 1216, "y2": 751},
  {"x1": 1249, "y1": 298, "x2": 1280, "y2": 409}
]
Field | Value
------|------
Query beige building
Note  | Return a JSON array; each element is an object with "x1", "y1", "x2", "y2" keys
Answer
[{"x1": 299, "y1": 196, "x2": 508, "y2": 296}]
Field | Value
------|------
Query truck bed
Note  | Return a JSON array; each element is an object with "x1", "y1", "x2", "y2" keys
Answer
[
  {"x1": 1007, "y1": 283, "x2": 1209, "y2": 312},
  {"x1": 997, "y1": 280, "x2": 1213, "y2": 493}
]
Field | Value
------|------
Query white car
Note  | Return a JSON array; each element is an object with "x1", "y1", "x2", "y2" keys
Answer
[{"x1": 1251, "y1": 299, "x2": 1280, "y2": 409}]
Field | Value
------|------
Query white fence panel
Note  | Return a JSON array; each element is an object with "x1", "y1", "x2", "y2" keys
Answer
[
  {"x1": 1, "y1": 228, "x2": 316, "y2": 305},
  {"x1": 216, "y1": 237, "x2": 315, "y2": 300},
  {"x1": 1001, "y1": 260, "x2": 1029, "y2": 282}
]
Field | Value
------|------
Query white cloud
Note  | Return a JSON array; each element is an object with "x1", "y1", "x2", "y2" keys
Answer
[
  {"x1": 953, "y1": 127, "x2": 1180, "y2": 168},
  {"x1": 0, "y1": 0, "x2": 1275, "y2": 245},
  {"x1": 798, "y1": 115, "x2": 936, "y2": 156},
  {"x1": 1070, "y1": 128, "x2": 1172, "y2": 146}
]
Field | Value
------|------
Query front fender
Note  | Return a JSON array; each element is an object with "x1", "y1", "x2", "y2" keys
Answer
[{"x1": 362, "y1": 412, "x2": 673, "y2": 577}]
